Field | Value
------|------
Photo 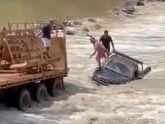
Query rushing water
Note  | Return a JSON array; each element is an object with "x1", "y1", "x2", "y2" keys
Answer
[
  {"x1": 65, "y1": 2, "x2": 165, "y2": 124},
  {"x1": 0, "y1": 1, "x2": 165, "y2": 124}
]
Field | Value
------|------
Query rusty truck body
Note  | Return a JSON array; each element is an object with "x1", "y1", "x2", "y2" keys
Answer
[{"x1": 0, "y1": 22, "x2": 68, "y2": 110}]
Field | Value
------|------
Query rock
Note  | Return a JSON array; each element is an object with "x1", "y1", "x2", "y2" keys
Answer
[
  {"x1": 157, "y1": 0, "x2": 165, "y2": 1},
  {"x1": 73, "y1": 20, "x2": 82, "y2": 25},
  {"x1": 82, "y1": 27, "x2": 89, "y2": 32},
  {"x1": 65, "y1": 26, "x2": 76, "y2": 35},
  {"x1": 122, "y1": 4, "x2": 136, "y2": 14},
  {"x1": 88, "y1": 117, "x2": 98, "y2": 124},
  {"x1": 66, "y1": 22, "x2": 72, "y2": 26},
  {"x1": 126, "y1": 6, "x2": 136, "y2": 12},
  {"x1": 147, "y1": 0, "x2": 156, "y2": 2},
  {"x1": 122, "y1": 1, "x2": 136, "y2": 14},
  {"x1": 88, "y1": 18, "x2": 96, "y2": 23},
  {"x1": 136, "y1": 0, "x2": 145, "y2": 6},
  {"x1": 122, "y1": 9, "x2": 134, "y2": 14},
  {"x1": 94, "y1": 23, "x2": 102, "y2": 30}
]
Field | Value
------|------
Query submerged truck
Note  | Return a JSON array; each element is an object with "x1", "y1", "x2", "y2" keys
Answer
[
  {"x1": 0, "y1": 22, "x2": 68, "y2": 111},
  {"x1": 92, "y1": 51, "x2": 151, "y2": 85}
]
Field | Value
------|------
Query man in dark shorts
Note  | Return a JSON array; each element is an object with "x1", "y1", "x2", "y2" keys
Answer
[
  {"x1": 42, "y1": 19, "x2": 54, "y2": 58},
  {"x1": 100, "y1": 30, "x2": 115, "y2": 56}
]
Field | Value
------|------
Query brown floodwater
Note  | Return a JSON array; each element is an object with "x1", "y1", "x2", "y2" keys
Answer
[
  {"x1": 0, "y1": 0, "x2": 125, "y2": 27},
  {"x1": 0, "y1": 1, "x2": 165, "y2": 124}
]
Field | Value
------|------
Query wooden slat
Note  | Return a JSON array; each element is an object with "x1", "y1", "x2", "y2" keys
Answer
[
  {"x1": 0, "y1": 70, "x2": 21, "y2": 73},
  {"x1": 9, "y1": 57, "x2": 60, "y2": 70},
  {"x1": 5, "y1": 41, "x2": 15, "y2": 64},
  {"x1": 0, "y1": 69, "x2": 67, "y2": 89}
]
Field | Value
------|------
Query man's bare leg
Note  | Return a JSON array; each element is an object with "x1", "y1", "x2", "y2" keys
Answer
[
  {"x1": 96, "y1": 57, "x2": 101, "y2": 70},
  {"x1": 44, "y1": 47, "x2": 51, "y2": 58}
]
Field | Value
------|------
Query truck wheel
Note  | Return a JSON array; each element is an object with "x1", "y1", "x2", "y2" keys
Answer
[
  {"x1": 35, "y1": 83, "x2": 48, "y2": 103},
  {"x1": 18, "y1": 89, "x2": 31, "y2": 111},
  {"x1": 48, "y1": 78, "x2": 64, "y2": 97}
]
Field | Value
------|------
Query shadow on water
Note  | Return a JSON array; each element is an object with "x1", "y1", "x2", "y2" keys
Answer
[
  {"x1": 0, "y1": 81, "x2": 95, "y2": 124},
  {"x1": 62, "y1": 82, "x2": 95, "y2": 96},
  {"x1": 0, "y1": 81, "x2": 95, "y2": 110}
]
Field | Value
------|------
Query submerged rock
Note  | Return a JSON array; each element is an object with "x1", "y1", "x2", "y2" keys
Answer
[
  {"x1": 65, "y1": 26, "x2": 76, "y2": 35},
  {"x1": 82, "y1": 27, "x2": 89, "y2": 32},
  {"x1": 88, "y1": 18, "x2": 96, "y2": 23},
  {"x1": 147, "y1": 0, "x2": 156, "y2": 2},
  {"x1": 157, "y1": 0, "x2": 165, "y2": 1},
  {"x1": 136, "y1": 0, "x2": 145, "y2": 6},
  {"x1": 73, "y1": 20, "x2": 82, "y2": 25},
  {"x1": 122, "y1": 1, "x2": 136, "y2": 14},
  {"x1": 65, "y1": 22, "x2": 72, "y2": 27},
  {"x1": 122, "y1": 9, "x2": 135, "y2": 15}
]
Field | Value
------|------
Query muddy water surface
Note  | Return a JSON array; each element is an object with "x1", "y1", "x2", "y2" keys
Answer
[
  {"x1": 66, "y1": 3, "x2": 165, "y2": 124},
  {"x1": 0, "y1": 0, "x2": 125, "y2": 27},
  {"x1": 0, "y1": 2, "x2": 165, "y2": 124}
]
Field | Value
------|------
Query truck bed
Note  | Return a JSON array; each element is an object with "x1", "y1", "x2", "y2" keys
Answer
[{"x1": 0, "y1": 68, "x2": 67, "y2": 90}]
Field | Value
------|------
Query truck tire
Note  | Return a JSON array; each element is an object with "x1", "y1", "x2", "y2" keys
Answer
[
  {"x1": 18, "y1": 89, "x2": 31, "y2": 111},
  {"x1": 35, "y1": 83, "x2": 48, "y2": 103},
  {"x1": 48, "y1": 78, "x2": 64, "y2": 97}
]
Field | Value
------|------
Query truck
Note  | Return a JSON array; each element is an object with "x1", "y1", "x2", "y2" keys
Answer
[
  {"x1": 0, "y1": 22, "x2": 68, "y2": 111},
  {"x1": 92, "y1": 51, "x2": 151, "y2": 85}
]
